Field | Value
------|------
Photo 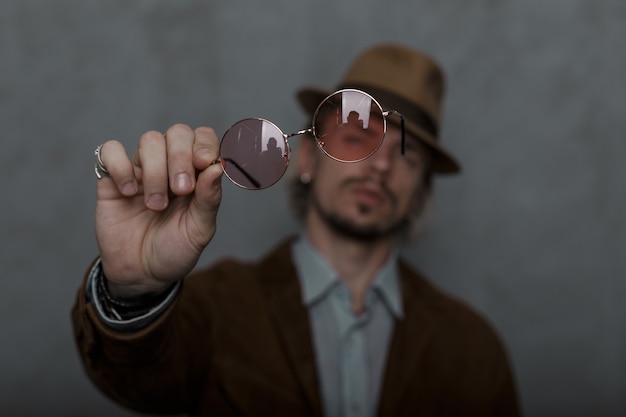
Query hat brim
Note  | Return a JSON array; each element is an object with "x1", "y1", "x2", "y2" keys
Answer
[{"x1": 297, "y1": 87, "x2": 461, "y2": 174}]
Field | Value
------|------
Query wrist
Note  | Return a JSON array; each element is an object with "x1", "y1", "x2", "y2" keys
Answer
[
  {"x1": 105, "y1": 278, "x2": 176, "y2": 300},
  {"x1": 95, "y1": 263, "x2": 179, "y2": 321},
  {"x1": 99, "y1": 261, "x2": 179, "y2": 299}
]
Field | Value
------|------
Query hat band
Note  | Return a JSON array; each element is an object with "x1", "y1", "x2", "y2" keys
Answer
[{"x1": 338, "y1": 83, "x2": 439, "y2": 138}]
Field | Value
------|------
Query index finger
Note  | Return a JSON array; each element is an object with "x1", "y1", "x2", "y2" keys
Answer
[{"x1": 192, "y1": 126, "x2": 221, "y2": 171}]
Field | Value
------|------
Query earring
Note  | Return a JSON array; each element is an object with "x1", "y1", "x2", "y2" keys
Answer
[{"x1": 300, "y1": 172, "x2": 311, "y2": 184}]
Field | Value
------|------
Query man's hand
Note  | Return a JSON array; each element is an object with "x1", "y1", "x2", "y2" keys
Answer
[{"x1": 94, "y1": 124, "x2": 223, "y2": 298}]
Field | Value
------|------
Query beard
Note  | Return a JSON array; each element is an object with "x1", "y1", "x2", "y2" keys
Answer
[{"x1": 310, "y1": 179, "x2": 409, "y2": 242}]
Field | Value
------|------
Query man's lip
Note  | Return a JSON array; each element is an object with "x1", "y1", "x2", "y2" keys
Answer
[{"x1": 352, "y1": 185, "x2": 386, "y2": 205}]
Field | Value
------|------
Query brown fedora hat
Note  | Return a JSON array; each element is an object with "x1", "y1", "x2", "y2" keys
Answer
[{"x1": 297, "y1": 43, "x2": 461, "y2": 174}]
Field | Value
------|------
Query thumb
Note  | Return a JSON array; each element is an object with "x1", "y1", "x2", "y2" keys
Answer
[
  {"x1": 184, "y1": 125, "x2": 223, "y2": 246},
  {"x1": 185, "y1": 161, "x2": 223, "y2": 248},
  {"x1": 194, "y1": 161, "x2": 223, "y2": 214}
]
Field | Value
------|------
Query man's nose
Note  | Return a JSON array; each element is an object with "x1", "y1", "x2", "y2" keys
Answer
[{"x1": 367, "y1": 146, "x2": 392, "y2": 175}]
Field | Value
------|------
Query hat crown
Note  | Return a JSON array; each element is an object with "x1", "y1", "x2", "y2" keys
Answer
[
  {"x1": 295, "y1": 43, "x2": 460, "y2": 173},
  {"x1": 338, "y1": 44, "x2": 445, "y2": 130}
]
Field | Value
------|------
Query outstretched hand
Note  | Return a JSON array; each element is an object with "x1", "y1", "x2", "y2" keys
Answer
[{"x1": 94, "y1": 124, "x2": 223, "y2": 298}]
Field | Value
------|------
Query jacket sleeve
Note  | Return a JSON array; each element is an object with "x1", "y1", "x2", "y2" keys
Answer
[{"x1": 71, "y1": 260, "x2": 213, "y2": 415}]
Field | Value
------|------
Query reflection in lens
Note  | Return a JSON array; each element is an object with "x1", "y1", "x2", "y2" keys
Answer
[
  {"x1": 219, "y1": 118, "x2": 289, "y2": 189},
  {"x1": 312, "y1": 90, "x2": 385, "y2": 162}
]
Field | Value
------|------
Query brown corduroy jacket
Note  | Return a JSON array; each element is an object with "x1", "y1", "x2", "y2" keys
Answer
[{"x1": 72, "y1": 238, "x2": 521, "y2": 417}]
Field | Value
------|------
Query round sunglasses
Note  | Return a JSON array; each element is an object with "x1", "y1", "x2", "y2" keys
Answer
[{"x1": 216, "y1": 88, "x2": 405, "y2": 190}]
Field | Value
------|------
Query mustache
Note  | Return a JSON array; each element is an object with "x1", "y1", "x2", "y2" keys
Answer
[{"x1": 341, "y1": 177, "x2": 398, "y2": 207}]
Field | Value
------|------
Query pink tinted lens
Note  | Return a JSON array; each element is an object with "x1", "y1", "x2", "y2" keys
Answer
[
  {"x1": 312, "y1": 90, "x2": 385, "y2": 162},
  {"x1": 219, "y1": 119, "x2": 288, "y2": 189}
]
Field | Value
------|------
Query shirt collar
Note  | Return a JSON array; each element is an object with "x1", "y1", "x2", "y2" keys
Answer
[{"x1": 291, "y1": 234, "x2": 404, "y2": 319}]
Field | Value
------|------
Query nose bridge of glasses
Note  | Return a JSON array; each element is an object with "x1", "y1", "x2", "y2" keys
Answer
[{"x1": 285, "y1": 128, "x2": 313, "y2": 141}]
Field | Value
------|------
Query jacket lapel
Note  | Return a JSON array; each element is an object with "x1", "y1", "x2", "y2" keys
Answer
[
  {"x1": 376, "y1": 261, "x2": 437, "y2": 417},
  {"x1": 257, "y1": 238, "x2": 324, "y2": 417}
]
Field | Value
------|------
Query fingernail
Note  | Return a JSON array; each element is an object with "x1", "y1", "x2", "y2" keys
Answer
[
  {"x1": 175, "y1": 173, "x2": 191, "y2": 190},
  {"x1": 147, "y1": 194, "x2": 167, "y2": 210}
]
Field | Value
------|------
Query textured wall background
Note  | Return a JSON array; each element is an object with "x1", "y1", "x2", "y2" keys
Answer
[{"x1": 1, "y1": 0, "x2": 624, "y2": 415}]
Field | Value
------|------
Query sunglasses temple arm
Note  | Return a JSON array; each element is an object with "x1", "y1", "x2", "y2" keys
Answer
[
  {"x1": 385, "y1": 111, "x2": 406, "y2": 155},
  {"x1": 219, "y1": 157, "x2": 261, "y2": 189},
  {"x1": 400, "y1": 115, "x2": 406, "y2": 155}
]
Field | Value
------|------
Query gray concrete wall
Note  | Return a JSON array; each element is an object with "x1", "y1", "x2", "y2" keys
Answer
[{"x1": 1, "y1": 0, "x2": 624, "y2": 415}]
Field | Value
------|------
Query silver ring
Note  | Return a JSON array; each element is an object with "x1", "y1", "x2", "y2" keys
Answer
[{"x1": 94, "y1": 144, "x2": 109, "y2": 179}]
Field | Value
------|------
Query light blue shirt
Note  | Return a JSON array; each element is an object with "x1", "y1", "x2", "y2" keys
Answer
[{"x1": 292, "y1": 236, "x2": 403, "y2": 417}]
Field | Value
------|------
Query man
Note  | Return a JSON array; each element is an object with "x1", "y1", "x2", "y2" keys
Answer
[{"x1": 72, "y1": 43, "x2": 521, "y2": 417}]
